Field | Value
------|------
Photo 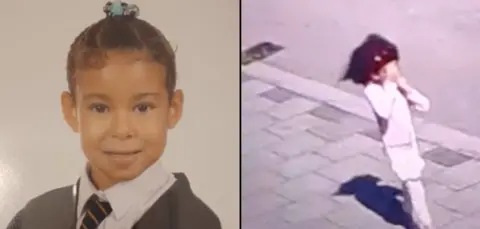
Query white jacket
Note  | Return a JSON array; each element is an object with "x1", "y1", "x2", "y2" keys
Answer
[{"x1": 364, "y1": 81, "x2": 430, "y2": 147}]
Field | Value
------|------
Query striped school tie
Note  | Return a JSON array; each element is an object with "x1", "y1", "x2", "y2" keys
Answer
[{"x1": 80, "y1": 195, "x2": 113, "y2": 229}]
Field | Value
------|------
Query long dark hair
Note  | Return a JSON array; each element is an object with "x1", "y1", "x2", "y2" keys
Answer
[{"x1": 340, "y1": 34, "x2": 399, "y2": 85}]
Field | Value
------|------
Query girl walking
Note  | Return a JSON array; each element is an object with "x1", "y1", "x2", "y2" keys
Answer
[{"x1": 342, "y1": 34, "x2": 433, "y2": 229}]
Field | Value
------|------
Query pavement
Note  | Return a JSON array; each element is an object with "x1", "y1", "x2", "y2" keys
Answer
[
  {"x1": 241, "y1": 61, "x2": 480, "y2": 229},
  {"x1": 242, "y1": 0, "x2": 480, "y2": 137}
]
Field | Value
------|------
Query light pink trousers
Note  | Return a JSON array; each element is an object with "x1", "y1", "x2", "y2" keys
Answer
[{"x1": 385, "y1": 142, "x2": 432, "y2": 227}]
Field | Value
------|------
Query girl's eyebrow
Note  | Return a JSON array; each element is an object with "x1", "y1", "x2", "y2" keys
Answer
[
  {"x1": 82, "y1": 92, "x2": 162, "y2": 101},
  {"x1": 132, "y1": 92, "x2": 162, "y2": 100},
  {"x1": 82, "y1": 93, "x2": 110, "y2": 101}
]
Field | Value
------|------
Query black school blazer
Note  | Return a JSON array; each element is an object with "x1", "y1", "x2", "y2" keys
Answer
[{"x1": 7, "y1": 173, "x2": 222, "y2": 229}]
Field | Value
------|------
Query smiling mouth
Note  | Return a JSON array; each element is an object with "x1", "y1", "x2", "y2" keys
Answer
[{"x1": 104, "y1": 150, "x2": 141, "y2": 155}]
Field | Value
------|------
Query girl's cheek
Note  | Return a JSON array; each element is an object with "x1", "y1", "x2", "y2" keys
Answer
[
  {"x1": 370, "y1": 75, "x2": 383, "y2": 84},
  {"x1": 375, "y1": 72, "x2": 386, "y2": 81}
]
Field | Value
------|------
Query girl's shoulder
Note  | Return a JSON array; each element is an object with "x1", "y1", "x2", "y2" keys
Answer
[{"x1": 363, "y1": 82, "x2": 383, "y2": 96}]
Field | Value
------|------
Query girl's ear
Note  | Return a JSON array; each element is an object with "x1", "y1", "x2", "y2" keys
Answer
[
  {"x1": 61, "y1": 91, "x2": 80, "y2": 132},
  {"x1": 167, "y1": 89, "x2": 184, "y2": 129}
]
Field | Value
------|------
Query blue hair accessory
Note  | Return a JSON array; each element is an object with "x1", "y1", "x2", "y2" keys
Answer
[{"x1": 103, "y1": 0, "x2": 139, "y2": 17}]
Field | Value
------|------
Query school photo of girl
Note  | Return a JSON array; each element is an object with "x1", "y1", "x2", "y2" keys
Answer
[{"x1": 0, "y1": 1, "x2": 239, "y2": 229}]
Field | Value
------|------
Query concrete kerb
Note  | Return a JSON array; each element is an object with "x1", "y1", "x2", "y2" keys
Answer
[{"x1": 242, "y1": 61, "x2": 480, "y2": 158}]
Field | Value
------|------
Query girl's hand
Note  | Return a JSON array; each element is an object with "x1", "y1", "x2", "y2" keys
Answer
[
  {"x1": 396, "y1": 76, "x2": 413, "y2": 94},
  {"x1": 383, "y1": 61, "x2": 400, "y2": 82},
  {"x1": 396, "y1": 76, "x2": 407, "y2": 87},
  {"x1": 386, "y1": 72, "x2": 397, "y2": 82}
]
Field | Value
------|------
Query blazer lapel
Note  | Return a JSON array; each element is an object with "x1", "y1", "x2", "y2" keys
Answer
[
  {"x1": 55, "y1": 185, "x2": 76, "y2": 229},
  {"x1": 134, "y1": 190, "x2": 175, "y2": 229}
]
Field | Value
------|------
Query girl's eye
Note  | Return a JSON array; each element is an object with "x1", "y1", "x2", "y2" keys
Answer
[
  {"x1": 134, "y1": 103, "x2": 153, "y2": 113},
  {"x1": 89, "y1": 104, "x2": 109, "y2": 113}
]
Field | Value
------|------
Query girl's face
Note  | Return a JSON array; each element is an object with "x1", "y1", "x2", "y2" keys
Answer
[
  {"x1": 61, "y1": 51, "x2": 184, "y2": 190},
  {"x1": 371, "y1": 60, "x2": 400, "y2": 83}
]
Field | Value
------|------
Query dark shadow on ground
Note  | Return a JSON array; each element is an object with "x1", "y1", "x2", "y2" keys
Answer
[{"x1": 334, "y1": 174, "x2": 417, "y2": 229}]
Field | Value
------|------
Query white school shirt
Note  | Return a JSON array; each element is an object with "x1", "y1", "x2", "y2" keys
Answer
[
  {"x1": 364, "y1": 81, "x2": 430, "y2": 147},
  {"x1": 76, "y1": 158, "x2": 176, "y2": 229}
]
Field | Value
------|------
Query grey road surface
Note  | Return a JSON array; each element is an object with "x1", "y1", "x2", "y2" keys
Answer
[{"x1": 242, "y1": 0, "x2": 480, "y2": 137}]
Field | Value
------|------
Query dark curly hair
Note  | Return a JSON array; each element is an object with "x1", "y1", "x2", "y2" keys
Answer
[
  {"x1": 67, "y1": 1, "x2": 176, "y2": 100},
  {"x1": 341, "y1": 33, "x2": 399, "y2": 85}
]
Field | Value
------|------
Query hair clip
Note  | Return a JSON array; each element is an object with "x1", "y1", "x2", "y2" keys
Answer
[{"x1": 103, "y1": 0, "x2": 139, "y2": 17}]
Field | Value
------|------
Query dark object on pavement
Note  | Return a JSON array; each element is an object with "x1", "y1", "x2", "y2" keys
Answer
[{"x1": 242, "y1": 42, "x2": 284, "y2": 65}]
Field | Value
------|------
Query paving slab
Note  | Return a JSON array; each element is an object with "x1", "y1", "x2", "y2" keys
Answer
[
  {"x1": 441, "y1": 212, "x2": 480, "y2": 229},
  {"x1": 274, "y1": 173, "x2": 338, "y2": 201},
  {"x1": 241, "y1": 63, "x2": 480, "y2": 228},
  {"x1": 267, "y1": 97, "x2": 320, "y2": 120}
]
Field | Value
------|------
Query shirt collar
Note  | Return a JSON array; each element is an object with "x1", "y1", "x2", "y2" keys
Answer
[{"x1": 77, "y1": 158, "x2": 176, "y2": 220}]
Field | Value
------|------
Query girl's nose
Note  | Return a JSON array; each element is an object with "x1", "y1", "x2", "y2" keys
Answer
[{"x1": 110, "y1": 112, "x2": 134, "y2": 139}]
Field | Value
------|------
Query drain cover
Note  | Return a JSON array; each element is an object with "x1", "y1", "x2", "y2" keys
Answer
[{"x1": 241, "y1": 42, "x2": 284, "y2": 65}]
